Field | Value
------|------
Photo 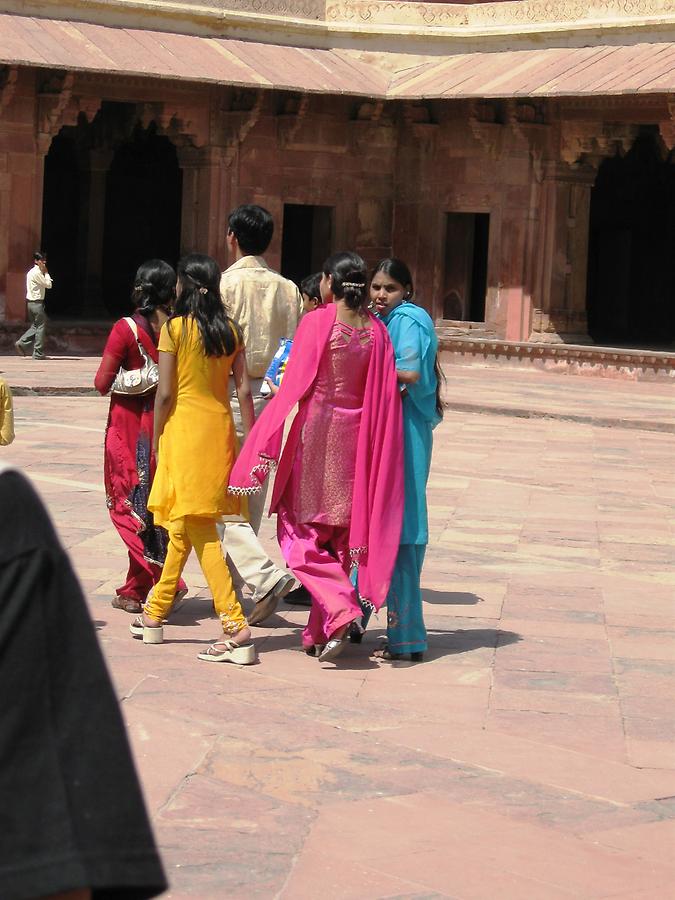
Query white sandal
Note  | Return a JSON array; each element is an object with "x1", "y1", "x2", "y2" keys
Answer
[
  {"x1": 198, "y1": 639, "x2": 256, "y2": 665},
  {"x1": 129, "y1": 616, "x2": 163, "y2": 644},
  {"x1": 318, "y1": 635, "x2": 347, "y2": 663}
]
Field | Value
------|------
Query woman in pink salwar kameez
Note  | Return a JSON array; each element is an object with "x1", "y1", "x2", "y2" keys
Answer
[{"x1": 229, "y1": 251, "x2": 404, "y2": 664}]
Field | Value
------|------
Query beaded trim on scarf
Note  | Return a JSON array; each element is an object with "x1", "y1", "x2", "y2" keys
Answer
[{"x1": 228, "y1": 454, "x2": 277, "y2": 496}]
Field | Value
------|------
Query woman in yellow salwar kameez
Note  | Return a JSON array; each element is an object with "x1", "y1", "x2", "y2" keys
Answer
[{"x1": 129, "y1": 253, "x2": 256, "y2": 665}]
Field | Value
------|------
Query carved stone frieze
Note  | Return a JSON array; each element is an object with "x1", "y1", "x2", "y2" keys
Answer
[
  {"x1": 560, "y1": 120, "x2": 639, "y2": 166},
  {"x1": 355, "y1": 99, "x2": 385, "y2": 122},
  {"x1": 176, "y1": 0, "x2": 325, "y2": 19},
  {"x1": 658, "y1": 96, "x2": 675, "y2": 150},
  {"x1": 278, "y1": 94, "x2": 310, "y2": 148},
  {"x1": 399, "y1": 101, "x2": 436, "y2": 148},
  {"x1": 37, "y1": 72, "x2": 75, "y2": 153},
  {"x1": 214, "y1": 90, "x2": 264, "y2": 166},
  {"x1": 0, "y1": 67, "x2": 18, "y2": 117},
  {"x1": 137, "y1": 101, "x2": 208, "y2": 147},
  {"x1": 469, "y1": 99, "x2": 504, "y2": 159},
  {"x1": 326, "y1": 0, "x2": 675, "y2": 29},
  {"x1": 504, "y1": 100, "x2": 551, "y2": 180}
]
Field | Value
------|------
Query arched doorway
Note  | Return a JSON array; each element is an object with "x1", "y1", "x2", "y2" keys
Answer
[
  {"x1": 102, "y1": 124, "x2": 182, "y2": 317},
  {"x1": 41, "y1": 129, "x2": 85, "y2": 317},
  {"x1": 41, "y1": 107, "x2": 183, "y2": 320},
  {"x1": 586, "y1": 129, "x2": 675, "y2": 346}
]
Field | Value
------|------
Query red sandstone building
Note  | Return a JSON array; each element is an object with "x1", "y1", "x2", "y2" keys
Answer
[{"x1": 1, "y1": 0, "x2": 674, "y2": 358}]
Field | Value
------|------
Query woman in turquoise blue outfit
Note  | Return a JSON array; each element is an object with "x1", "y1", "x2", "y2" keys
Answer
[{"x1": 369, "y1": 258, "x2": 443, "y2": 661}]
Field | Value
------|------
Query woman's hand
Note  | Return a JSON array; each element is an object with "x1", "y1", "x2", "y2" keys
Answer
[{"x1": 396, "y1": 368, "x2": 420, "y2": 385}]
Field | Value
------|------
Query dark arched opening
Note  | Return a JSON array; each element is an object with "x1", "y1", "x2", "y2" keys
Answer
[
  {"x1": 41, "y1": 130, "x2": 83, "y2": 317},
  {"x1": 102, "y1": 124, "x2": 182, "y2": 318},
  {"x1": 586, "y1": 129, "x2": 675, "y2": 346},
  {"x1": 41, "y1": 109, "x2": 183, "y2": 321}
]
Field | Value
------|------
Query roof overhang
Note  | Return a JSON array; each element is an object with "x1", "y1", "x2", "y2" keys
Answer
[{"x1": 2, "y1": 12, "x2": 675, "y2": 100}]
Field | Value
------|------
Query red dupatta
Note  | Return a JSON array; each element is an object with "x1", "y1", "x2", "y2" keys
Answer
[{"x1": 228, "y1": 303, "x2": 403, "y2": 610}]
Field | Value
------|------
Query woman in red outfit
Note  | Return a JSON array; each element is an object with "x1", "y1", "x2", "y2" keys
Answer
[{"x1": 95, "y1": 259, "x2": 186, "y2": 615}]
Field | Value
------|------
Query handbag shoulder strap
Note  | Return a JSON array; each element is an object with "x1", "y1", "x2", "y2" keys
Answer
[
  {"x1": 123, "y1": 316, "x2": 139, "y2": 341},
  {"x1": 122, "y1": 316, "x2": 152, "y2": 366}
]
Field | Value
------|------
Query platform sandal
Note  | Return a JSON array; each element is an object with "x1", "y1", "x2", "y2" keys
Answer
[
  {"x1": 197, "y1": 639, "x2": 256, "y2": 665},
  {"x1": 129, "y1": 616, "x2": 163, "y2": 644}
]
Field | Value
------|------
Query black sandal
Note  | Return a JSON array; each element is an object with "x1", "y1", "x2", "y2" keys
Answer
[
  {"x1": 373, "y1": 644, "x2": 424, "y2": 663},
  {"x1": 348, "y1": 621, "x2": 363, "y2": 644}
]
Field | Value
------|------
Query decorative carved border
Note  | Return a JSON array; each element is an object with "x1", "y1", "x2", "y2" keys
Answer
[
  {"x1": 165, "y1": 0, "x2": 325, "y2": 20},
  {"x1": 439, "y1": 336, "x2": 675, "y2": 385},
  {"x1": 326, "y1": 0, "x2": 675, "y2": 28},
  {"x1": 9, "y1": 0, "x2": 675, "y2": 41}
]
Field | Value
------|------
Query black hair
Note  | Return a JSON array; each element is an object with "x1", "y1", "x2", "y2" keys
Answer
[
  {"x1": 322, "y1": 251, "x2": 368, "y2": 311},
  {"x1": 433, "y1": 356, "x2": 446, "y2": 421},
  {"x1": 372, "y1": 257, "x2": 414, "y2": 295},
  {"x1": 228, "y1": 205, "x2": 274, "y2": 256},
  {"x1": 131, "y1": 259, "x2": 176, "y2": 319},
  {"x1": 299, "y1": 271, "x2": 322, "y2": 304},
  {"x1": 33, "y1": 251, "x2": 46, "y2": 262},
  {"x1": 175, "y1": 253, "x2": 241, "y2": 357},
  {"x1": 373, "y1": 257, "x2": 445, "y2": 420}
]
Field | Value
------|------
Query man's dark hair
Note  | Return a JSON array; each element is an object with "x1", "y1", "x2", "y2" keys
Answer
[
  {"x1": 299, "y1": 272, "x2": 322, "y2": 303},
  {"x1": 227, "y1": 205, "x2": 274, "y2": 256},
  {"x1": 33, "y1": 251, "x2": 46, "y2": 262}
]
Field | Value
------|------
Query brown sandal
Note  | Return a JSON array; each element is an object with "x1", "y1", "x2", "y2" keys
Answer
[{"x1": 111, "y1": 595, "x2": 142, "y2": 614}]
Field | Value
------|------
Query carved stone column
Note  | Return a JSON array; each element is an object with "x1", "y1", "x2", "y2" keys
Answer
[
  {"x1": 530, "y1": 161, "x2": 596, "y2": 343},
  {"x1": 83, "y1": 148, "x2": 114, "y2": 317},
  {"x1": 178, "y1": 144, "x2": 229, "y2": 263},
  {"x1": 501, "y1": 204, "x2": 532, "y2": 341}
]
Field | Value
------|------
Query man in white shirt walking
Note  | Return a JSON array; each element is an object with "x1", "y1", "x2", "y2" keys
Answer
[
  {"x1": 16, "y1": 252, "x2": 52, "y2": 360},
  {"x1": 220, "y1": 205, "x2": 303, "y2": 625}
]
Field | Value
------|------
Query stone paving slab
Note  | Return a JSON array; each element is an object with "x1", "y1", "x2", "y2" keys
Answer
[
  {"x1": 2, "y1": 353, "x2": 674, "y2": 429},
  {"x1": 1, "y1": 373, "x2": 675, "y2": 898}
]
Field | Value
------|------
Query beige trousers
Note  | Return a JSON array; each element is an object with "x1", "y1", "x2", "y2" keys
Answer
[{"x1": 222, "y1": 378, "x2": 285, "y2": 601}]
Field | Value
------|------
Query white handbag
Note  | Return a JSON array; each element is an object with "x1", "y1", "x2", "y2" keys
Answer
[{"x1": 110, "y1": 317, "x2": 159, "y2": 396}]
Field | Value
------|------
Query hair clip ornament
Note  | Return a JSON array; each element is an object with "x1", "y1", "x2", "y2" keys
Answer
[
  {"x1": 342, "y1": 282, "x2": 365, "y2": 289},
  {"x1": 199, "y1": 286, "x2": 208, "y2": 294}
]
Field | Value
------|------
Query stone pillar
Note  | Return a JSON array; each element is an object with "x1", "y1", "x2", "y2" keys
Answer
[
  {"x1": 0, "y1": 145, "x2": 46, "y2": 322},
  {"x1": 492, "y1": 200, "x2": 532, "y2": 342},
  {"x1": 82, "y1": 148, "x2": 113, "y2": 318},
  {"x1": 530, "y1": 162, "x2": 595, "y2": 343},
  {"x1": 178, "y1": 145, "x2": 229, "y2": 265}
]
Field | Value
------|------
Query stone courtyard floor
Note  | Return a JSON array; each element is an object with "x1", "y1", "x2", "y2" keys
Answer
[{"x1": 2, "y1": 354, "x2": 675, "y2": 899}]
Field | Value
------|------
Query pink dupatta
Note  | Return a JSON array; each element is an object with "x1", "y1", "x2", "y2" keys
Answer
[{"x1": 228, "y1": 303, "x2": 403, "y2": 610}]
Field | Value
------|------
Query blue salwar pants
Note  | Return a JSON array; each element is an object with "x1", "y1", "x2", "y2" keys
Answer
[{"x1": 386, "y1": 543, "x2": 427, "y2": 654}]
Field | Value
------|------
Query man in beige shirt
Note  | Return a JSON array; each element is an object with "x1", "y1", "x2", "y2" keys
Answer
[{"x1": 220, "y1": 205, "x2": 303, "y2": 625}]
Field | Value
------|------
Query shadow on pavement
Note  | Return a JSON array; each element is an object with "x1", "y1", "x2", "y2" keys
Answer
[
  {"x1": 429, "y1": 627, "x2": 522, "y2": 656},
  {"x1": 422, "y1": 589, "x2": 482, "y2": 605}
]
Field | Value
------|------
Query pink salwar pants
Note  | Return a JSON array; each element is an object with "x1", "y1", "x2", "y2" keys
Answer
[{"x1": 277, "y1": 508, "x2": 361, "y2": 648}]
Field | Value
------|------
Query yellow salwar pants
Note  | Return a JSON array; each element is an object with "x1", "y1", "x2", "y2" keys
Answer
[{"x1": 144, "y1": 516, "x2": 247, "y2": 635}]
